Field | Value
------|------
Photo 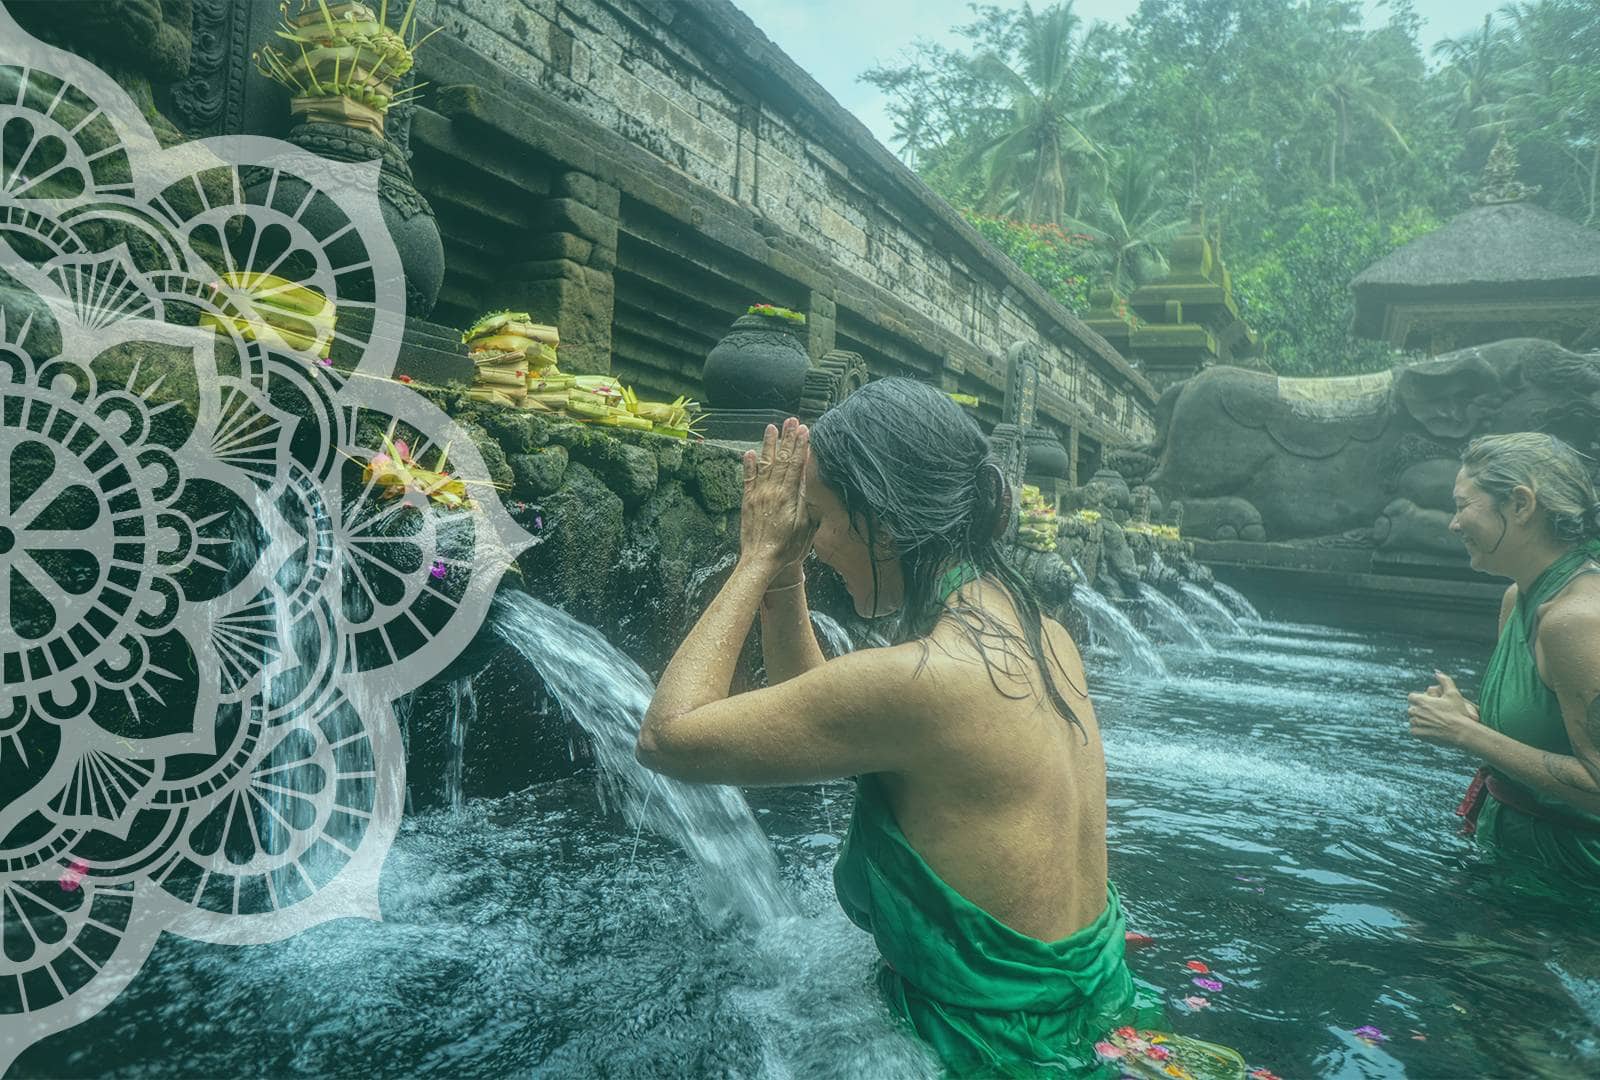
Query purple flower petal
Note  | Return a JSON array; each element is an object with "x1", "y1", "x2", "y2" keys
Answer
[
  {"x1": 1193, "y1": 976, "x2": 1224, "y2": 992},
  {"x1": 1353, "y1": 1025, "x2": 1386, "y2": 1042}
]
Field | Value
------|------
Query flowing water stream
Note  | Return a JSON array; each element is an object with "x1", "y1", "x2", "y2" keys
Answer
[
  {"x1": 18, "y1": 595, "x2": 1600, "y2": 1079},
  {"x1": 1178, "y1": 581, "x2": 1245, "y2": 636}
]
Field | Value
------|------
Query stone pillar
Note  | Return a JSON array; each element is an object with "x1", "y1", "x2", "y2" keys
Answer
[
  {"x1": 989, "y1": 341, "x2": 1040, "y2": 493},
  {"x1": 1066, "y1": 425, "x2": 1080, "y2": 489},
  {"x1": 806, "y1": 287, "x2": 837, "y2": 364},
  {"x1": 513, "y1": 170, "x2": 619, "y2": 375}
]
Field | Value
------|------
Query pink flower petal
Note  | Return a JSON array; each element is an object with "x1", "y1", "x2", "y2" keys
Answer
[
  {"x1": 1094, "y1": 1042, "x2": 1124, "y2": 1059},
  {"x1": 1183, "y1": 995, "x2": 1210, "y2": 1009}
]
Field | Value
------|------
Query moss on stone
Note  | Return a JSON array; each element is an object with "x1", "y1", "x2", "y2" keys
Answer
[
  {"x1": 509, "y1": 445, "x2": 569, "y2": 497},
  {"x1": 689, "y1": 452, "x2": 744, "y2": 513}
]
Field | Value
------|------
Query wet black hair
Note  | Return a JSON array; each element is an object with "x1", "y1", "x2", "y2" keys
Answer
[{"x1": 807, "y1": 377, "x2": 1086, "y2": 737}]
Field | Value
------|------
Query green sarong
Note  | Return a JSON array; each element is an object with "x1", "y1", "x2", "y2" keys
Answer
[
  {"x1": 833, "y1": 772, "x2": 1149, "y2": 1077},
  {"x1": 1471, "y1": 539, "x2": 1600, "y2": 883}
]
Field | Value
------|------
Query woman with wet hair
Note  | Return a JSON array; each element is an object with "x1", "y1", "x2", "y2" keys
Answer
[
  {"x1": 1408, "y1": 432, "x2": 1600, "y2": 882},
  {"x1": 637, "y1": 379, "x2": 1151, "y2": 1075}
]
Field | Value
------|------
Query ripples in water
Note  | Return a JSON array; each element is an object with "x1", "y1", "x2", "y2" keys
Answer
[{"x1": 16, "y1": 618, "x2": 1599, "y2": 1079}]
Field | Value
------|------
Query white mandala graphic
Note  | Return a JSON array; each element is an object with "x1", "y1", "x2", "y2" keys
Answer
[{"x1": 0, "y1": 8, "x2": 532, "y2": 1072}]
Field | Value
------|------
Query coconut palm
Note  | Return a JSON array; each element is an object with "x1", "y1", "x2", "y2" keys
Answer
[
  {"x1": 1310, "y1": 50, "x2": 1411, "y2": 186},
  {"x1": 1430, "y1": 15, "x2": 1520, "y2": 136},
  {"x1": 1062, "y1": 151, "x2": 1187, "y2": 295},
  {"x1": 961, "y1": 2, "x2": 1107, "y2": 225}
]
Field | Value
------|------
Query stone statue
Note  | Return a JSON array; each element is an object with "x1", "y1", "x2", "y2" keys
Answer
[{"x1": 1139, "y1": 339, "x2": 1600, "y2": 552}]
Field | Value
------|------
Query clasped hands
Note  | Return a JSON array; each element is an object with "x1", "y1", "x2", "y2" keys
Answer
[
  {"x1": 740, "y1": 418, "x2": 817, "y2": 586},
  {"x1": 1406, "y1": 671, "x2": 1481, "y2": 748}
]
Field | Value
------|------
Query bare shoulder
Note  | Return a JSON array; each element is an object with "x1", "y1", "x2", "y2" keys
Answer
[{"x1": 1537, "y1": 586, "x2": 1600, "y2": 689}]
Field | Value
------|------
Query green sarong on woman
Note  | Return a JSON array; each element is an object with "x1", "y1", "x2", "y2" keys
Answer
[
  {"x1": 833, "y1": 772, "x2": 1148, "y2": 1077},
  {"x1": 1460, "y1": 538, "x2": 1600, "y2": 884}
]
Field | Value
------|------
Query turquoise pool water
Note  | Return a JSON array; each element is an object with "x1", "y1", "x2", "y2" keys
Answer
[{"x1": 13, "y1": 617, "x2": 1599, "y2": 1078}]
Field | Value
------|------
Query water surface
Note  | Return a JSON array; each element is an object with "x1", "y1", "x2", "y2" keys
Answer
[{"x1": 16, "y1": 619, "x2": 1600, "y2": 1078}]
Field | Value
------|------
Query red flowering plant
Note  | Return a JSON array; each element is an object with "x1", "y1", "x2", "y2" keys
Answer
[{"x1": 961, "y1": 211, "x2": 1096, "y2": 315}]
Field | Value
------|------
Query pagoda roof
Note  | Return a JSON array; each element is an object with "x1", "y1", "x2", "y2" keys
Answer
[{"x1": 1350, "y1": 201, "x2": 1600, "y2": 339}]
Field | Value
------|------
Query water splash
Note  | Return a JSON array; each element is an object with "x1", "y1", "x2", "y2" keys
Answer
[
  {"x1": 490, "y1": 590, "x2": 794, "y2": 926},
  {"x1": 1213, "y1": 581, "x2": 1262, "y2": 621},
  {"x1": 1178, "y1": 581, "x2": 1245, "y2": 636},
  {"x1": 1138, "y1": 585, "x2": 1214, "y2": 652},
  {"x1": 445, "y1": 676, "x2": 477, "y2": 812},
  {"x1": 1072, "y1": 586, "x2": 1168, "y2": 678},
  {"x1": 685, "y1": 551, "x2": 739, "y2": 618},
  {"x1": 809, "y1": 610, "x2": 855, "y2": 657}
]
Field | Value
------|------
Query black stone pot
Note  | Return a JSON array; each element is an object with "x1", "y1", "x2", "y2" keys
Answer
[
  {"x1": 242, "y1": 120, "x2": 445, "y2": 319},
  {"x1": 1022, "y1": 427, "x2": 1072, "y2": 486},
  {"x1": 701, "y1": 313, "x2": 810, "y2": 411}
]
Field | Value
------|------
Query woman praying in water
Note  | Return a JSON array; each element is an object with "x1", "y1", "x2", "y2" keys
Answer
[
  {"x1": 1407, "y1": 433, "x2": 1600, "y2": 883},
  {"x1": 636, "y1": 379, "x2": 1146, "y2": 1075}
]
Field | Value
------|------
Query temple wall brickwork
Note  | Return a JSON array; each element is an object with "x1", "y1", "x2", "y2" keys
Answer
[{"x1": 422, "y1": 0, "x2": 1156, "y2": 453}]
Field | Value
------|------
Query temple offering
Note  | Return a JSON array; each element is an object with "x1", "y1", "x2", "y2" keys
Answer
[
  {"x1": 201, "y1": 272, "x2": 337, "y2": 359},
  {"x1": 459, "y1": 310, "x2": 701, "y2": 436},
  {"x1": 463, "y1": 310, "x2": 562, "y2": 407},
  {"x1": 1017, "y1": 483, "x2": 1060, "y2": 552}
]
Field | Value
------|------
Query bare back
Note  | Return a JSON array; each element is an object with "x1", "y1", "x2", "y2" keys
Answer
[{"x1": 876, "y1": 577, "x2": 1109, "y2": 942}]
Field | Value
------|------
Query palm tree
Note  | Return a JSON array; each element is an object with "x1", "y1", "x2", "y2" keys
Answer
[
  {"x1": 961, "y1": 2, "x2": 1107, "y2": 224},
  {"x1": 1062, "y1": 151, "x2": 1186, "y2": 295},
  {"x1": 1430, "y1": 14, "x2": 1518, "y2": 136},
  {"x1": 1310, "y1": 51, "x2": 1411, "y2": 186}
]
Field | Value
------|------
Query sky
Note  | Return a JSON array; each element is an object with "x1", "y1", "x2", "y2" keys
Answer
[{"x1": 732, "y1": 0, "x2": 1507, "y2": 151}]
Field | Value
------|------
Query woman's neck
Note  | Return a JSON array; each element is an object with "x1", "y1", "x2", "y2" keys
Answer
[{"x1": 1508, "y1": 537, "x2": 1585, "y2": 596}]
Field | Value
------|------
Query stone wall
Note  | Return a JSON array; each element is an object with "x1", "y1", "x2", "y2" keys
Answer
[{"x1": 410, "y1": 0, "x2": 1157, "y2": 466}]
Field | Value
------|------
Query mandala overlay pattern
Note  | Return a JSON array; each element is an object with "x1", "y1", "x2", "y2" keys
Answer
[{"x1": 0, "y1": 10, "x2": 531, "y2": 1071}]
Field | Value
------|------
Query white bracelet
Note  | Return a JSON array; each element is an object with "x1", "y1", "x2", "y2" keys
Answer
[{"x1": 764, "y1": 573, "x2": 805, "y2": 595}]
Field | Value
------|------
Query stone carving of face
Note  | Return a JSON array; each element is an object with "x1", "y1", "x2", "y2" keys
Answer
[
  {"x1": 1397, "y1": 354, "x2": 1503, "y2": 440},
  {"x1": 804, "y1": 454, "x2": 904, "y2": 617}
]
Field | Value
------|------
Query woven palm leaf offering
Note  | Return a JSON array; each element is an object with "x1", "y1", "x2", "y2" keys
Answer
[
  {"x1": 627, "y1": 389, "x2": 703, "y2": 439},
  {"x1": 201, "y1": 272, "x2": 337, "y2": 360},
  {"x1": 351, "y1": 432, "x2": 503, "y2": 511},
  {"x1": 1094, "y1": 1026, "x2": 1248, "y2": 1080},
  {"x1": 461, "y1": 310, "x2": 563, "y2": 407},
  {"x1": 253, "y1": 1, "x2": 439, "y2": 135},
  {"x1": 1016, "y1": 483, "x2": 1060, "y2": 552}
]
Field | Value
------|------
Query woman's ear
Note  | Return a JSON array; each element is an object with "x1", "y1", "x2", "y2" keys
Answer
[{"x1": 1508, "y1": 483, "x2": 1538, "y2": 524}]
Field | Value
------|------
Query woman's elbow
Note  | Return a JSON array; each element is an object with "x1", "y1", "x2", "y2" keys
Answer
[
  {"x1": 635, "y1": 719, "x2": 664, "y2": 770},
  {"x1": 635, "y1": 712, "x2": 686, "y2": 775}
]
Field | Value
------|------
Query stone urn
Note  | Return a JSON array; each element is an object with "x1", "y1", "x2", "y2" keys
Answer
[
  {"x1": 1089, "y1": 467, "x2": 1132, "y2": 511},
  {"x1": 1022, "y1": 427, "x2": 1072, "y2": 487},
  {"x1": 702, "y1": 311, "x2": 811, "y2": 412},
  {"x1": 245, "y1": 122, "x2": 445, "y2": 318}
]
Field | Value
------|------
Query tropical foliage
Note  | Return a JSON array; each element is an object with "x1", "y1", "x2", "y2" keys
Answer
[{"x1": 862, "y1": 0, "x2": 1600, "y2": 375}]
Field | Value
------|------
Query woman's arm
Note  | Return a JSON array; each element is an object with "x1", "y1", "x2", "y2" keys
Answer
[
  {"x1": 759, "y1": 561, "x2": 827, "y2": 684},
  {"x1": 1409, "y1": 601, "x2": 1600, "y2": 817},
  {"x1": 637, "y1": 636, "x2": 940, "y2": 785},
  {"x1": 1537, "y1": 604, "x2": 1600, "y2": 793}
]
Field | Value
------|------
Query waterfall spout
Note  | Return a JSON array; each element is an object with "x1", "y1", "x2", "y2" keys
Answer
[
  {"x1": 1178, "y1": 582, "x2": 1245, "y2": 637},
  {"x1": 1138, "y1": 585, "x2": 1215, "y2": 652},
  {"x1": 808, "y1": 611, "x2": 856, "y2": 657},
  {"x1": 1073, "y1": 587, "x2": 1169, "y2": 678},
  {"x1": 1213, "y1": 582, "x2": 1262, "y2": 622},
  {"x1": 490, "y1": 590, "x2": 794, "y2": 926}
]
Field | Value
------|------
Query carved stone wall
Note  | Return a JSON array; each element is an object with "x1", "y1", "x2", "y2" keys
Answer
[{"x1": 416, "y1": 0, "x2": 1157, "y2": 451}]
